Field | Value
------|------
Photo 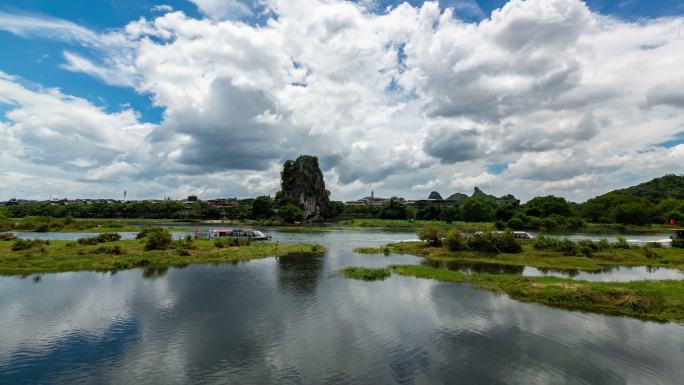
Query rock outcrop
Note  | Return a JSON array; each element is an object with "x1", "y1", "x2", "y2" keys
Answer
[{"x1": 279, "y1": 155, "x2": 329, "y2": 220}]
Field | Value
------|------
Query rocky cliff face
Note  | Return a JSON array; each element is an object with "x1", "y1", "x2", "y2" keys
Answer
[{"x1": 279, "y1": 155, "x2": 329, "y2": 220}]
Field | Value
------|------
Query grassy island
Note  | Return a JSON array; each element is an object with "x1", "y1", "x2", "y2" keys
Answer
[
  {"x1": 379, "y1": 241, "x2": 684, "y2": 271},
  {"x1": 0, "y1": 236, "x2": 324, "y2": 275},
  {"x1": 391, "y1": 265, "x2": 684, "y2": 322},
  {"x1": 344, "y1": 232, "x2": 684, "y2": 322}
]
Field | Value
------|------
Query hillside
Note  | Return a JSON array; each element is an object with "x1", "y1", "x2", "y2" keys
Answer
[{"x1": 607, "y1": 174, "x2": 684, "y2": 203}]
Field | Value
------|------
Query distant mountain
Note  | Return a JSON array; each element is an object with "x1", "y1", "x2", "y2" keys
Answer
[
  {"x1": 446, "y1": 192, "x2": 469, "y2": 204},
  {"x1": 427, "y1": 191, "x2": 443, "y2": 200},
  {"x1": 606, "y1": 174, "x2": 684, "y2": 203},
  {"x1": 446, "y1": 187, "x2": 518, "y2": 206}
]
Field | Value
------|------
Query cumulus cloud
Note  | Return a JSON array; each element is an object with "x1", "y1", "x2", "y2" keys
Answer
[{"x1": 2, "y1": 0, "x2": 684, "y2": 201}]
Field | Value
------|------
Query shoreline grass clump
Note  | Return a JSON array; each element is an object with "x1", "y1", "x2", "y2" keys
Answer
[
  {"x1": 353, "y1": 246, "x2": 391, "y2": 255},
  {"x1": 77, "y1": 233, "x2": 122, "y2": 245},
  {"x1": 340, "y1": 267, "x2": 391, "y2": 281}
]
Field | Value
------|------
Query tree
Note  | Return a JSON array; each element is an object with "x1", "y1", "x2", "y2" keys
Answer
[
  {"x1": 323, "y1": 200, "x2": 345, "y2": 218},
  {"x1": 461, "y1": 198, "x2": 496, "y2": 222},
  {"x1": 278, "y1": 204, "x2": 305, "y2": 223},
  {"x1": 440, "y1": 206, "x2": 460, "y2": 223},
  {"x1": 523, "y1": 195, "x2": 573, "y2": 218},
  {"x1": 416, "y1": 205, "x2": 441, "y2": 220},
  {"x1": 418, "y1": 225, "x2": 442, "y2": 246},
  {"x1": 251, "y1": 196, "x2": 275, "y2": 219},
  {"x1": 379, "y1": 199, "x2": 411, "y2": 220}
]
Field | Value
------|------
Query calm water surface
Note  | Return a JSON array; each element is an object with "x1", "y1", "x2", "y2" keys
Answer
[{"x1": 1, "y1": 229, "x2": 684, "y2": 384}]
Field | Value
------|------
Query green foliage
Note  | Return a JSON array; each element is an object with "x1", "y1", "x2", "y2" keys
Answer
[
  {"x1": 466, "y1": 231, "x2": 522, "y2": 254},
  {"x1": 278, "y1": 203, "x2": 305, "y2": 223},
  {"x1": 77, "y1": 233, "x2": 122, "y2": 245},
  {"x1": 614, "y1": 236, "x2": 630, "y2": 249},
  {"x1": 416, "y1": 205, "x2": 442, "y2": 220},
  {"x1": 251, "y1": 196, "x2": 275, "y2": 219},
  {"x1": 12, "y1": 239, "x2": 49, "y2": 251},
  {"x1": 379, "y1": 199, "x2": 412, "y2": 220},
  {"x1": 672, "y1": 238, "x2": 684, "y2": 248},
  {"x1": 523, "y1": 195, "x2": 574, "y2": 217},
  {"x1": 144, "y1": 229, "x2": 172, "y2": 251},
  {"x1": 340, "y1": 267, "x2": 391, "y2": 281},
  {"x1": 461, "y1": 198, "x2": 496, "y2": 222},
  {"x1": 444, "y1": 229, "x2": 465, "y2": 251},
  {"x1": 439, "y1": 206, "x2": 460, "y2": 223},
  {"x1": 214, "y1": 237, "x2": 251, "y2": 248},
  {"x1": 418, "y1": 225, "x2": 443, "y2": 246},
  {"x1": 0, "y1": 233, "x2": 17, "y2": 241},
  {"x1": 95, "y1": 245, "x2": 125, "y2": 255},
  {"x1": 534, "y1": 236, "x2": 614, "y2": 256}
]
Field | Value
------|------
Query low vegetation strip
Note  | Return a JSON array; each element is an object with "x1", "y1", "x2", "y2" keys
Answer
[
  {"x1": 340, "y1": 267, "x2": 391, "y2": 281},
  {"x1": 352, "y1": 246, "x2": 390, "y2": 255},
  {"x1": 0, "y1": 238, "x2": 324, "y2": 275},
  {"x1": 390, "y1": 265, "x2": 684, "y2": 323},
  {"x1": 383, "y1": 241, "x2": 684, "y2": 272}
]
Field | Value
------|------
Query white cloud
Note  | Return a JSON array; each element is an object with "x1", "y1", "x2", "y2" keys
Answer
[{"x1": 2, "y1": 0, "x2": 684, "y2": 201}]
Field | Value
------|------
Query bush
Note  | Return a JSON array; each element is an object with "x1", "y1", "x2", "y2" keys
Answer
[
  {"x1": 418, "y1": 225, "x2": 442, "y2": 247},
  {"x1": 496, "y1": 230, "x2": 523, "y2": 253},
  {"x1": 506, "y1": 217, "x2": 524, "y2": 230},
  {"x1": 78, "y1": 233, "x2": 121, "y2": 245},
  {"x1": 445, "y1": 229, "x2": 465, "y2": 251},
  {"x1": 95, "y1": 245, "x2": 124, "y2": 255},
  {"x1": 642, "y1": 244, "x2": 661, "y2": 259},
  {"x1": 672, "y1": 238, "x2": 684, "y2": 248},
  {"x1": 494, "y1": 221, "x2": 506, "y2": 230},
  {"x1": 136, "y1": 227, "x2": 166, "y2": 239},
  {"x1": 278, "y1": 203, "x2": 305, "y2": 223},
  {"x1": 614, "y1": 236, "x2": 630, "y2": 249},
  {"x1": 144, "y1": 229, "x2": 172, "y2": 251},
  {"x1": 533, "y1": 235, "x2": 560, "y2": 250},
  {"x1": 12, "y1": 239, "x2": 49, "y2": 251},
  {"x1": 0, "y1": 233, "x2": 17, "y2": 241}
]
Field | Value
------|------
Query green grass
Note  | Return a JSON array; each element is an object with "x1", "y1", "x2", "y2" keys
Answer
[
  {"x1": 340, "y1": 267, "x2": 391, "y2": 281},
  {"x1": 0, "y1": 239, "x2": 325, "y2": 275},
  {"x1": 383, "y1": 242, "x2": 684, "y2": 272},
  {"x1": 390, "y1": 264, "x2": 684, "y2": 322},
  {"x1": 352, "y1": 246, "x2": 391, "y2": 254}
]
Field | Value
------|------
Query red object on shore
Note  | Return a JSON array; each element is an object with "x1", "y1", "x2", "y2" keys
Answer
[{"x1": 669, "y1": 218, "x2": 677, "y2": 226}]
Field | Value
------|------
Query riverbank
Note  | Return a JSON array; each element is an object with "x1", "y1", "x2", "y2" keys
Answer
[
  {"x1": 369, "y1": 242, "x2": 684, "y2": 271},
  {"x1": 390, "y1": 265, "x2": 684, "y2": 323},
  {"x1": 0, "y1": 238, "x2": 324, "y2": 275}
]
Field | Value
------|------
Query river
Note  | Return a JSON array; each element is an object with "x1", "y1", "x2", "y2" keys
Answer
[{"x1": 1, "y1": 229, "x2": 683, "y2": 384}]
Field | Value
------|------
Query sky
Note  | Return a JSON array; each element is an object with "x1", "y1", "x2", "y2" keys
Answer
[{"x1": 1, "y1": 0, "x2": 684, "y2": 203}]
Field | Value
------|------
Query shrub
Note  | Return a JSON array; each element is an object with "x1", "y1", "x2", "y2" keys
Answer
[
  {"x1": 507, "y1": 217, "x2": 524, "y2": 230},
  {"x1": 496, "y1": 230, "x2": 523, "y2": 253},
  {"x1": 78, "y1": 233, "x2": 122, "y2": 245},
  {"x1": 418, "y1": 225, "x2": 442, "y2": 247},
  {"x1": 672, "y1": 238, "x2": 684, "y2": 248},
  {"x1": 533, "y1": 235, "x2": 560, "y2": 250},
  {"x1": 136, "y1": 227, "x2": 166, "y2": 239},
  {"x1": 144, "y1": 229, "x2": 172, "y2": 251},
  {"x1": 466, "y1": 232, "x2": 495, "y2": 252},
  {"x1": 0, "y1": 233, "x2": 17, "y2": 241},
  {"x1": 95, "y1": 245, "x2": 124, "y2": 255},
  {"x1": 12, "y1": 239, "x2": 49, "y2": 251},
  {"x1": 445, "y1": 229, "x2": 465, "y2": 251},
  {"x1": 494, "y1": 221, "x2": 506, "y2": 230},
  {"x1": 614, "y1": 236, "x2": 630, "y2": 249},
  {"x1": 642, "y1": 245, "x2": 661, "y2": 259}
]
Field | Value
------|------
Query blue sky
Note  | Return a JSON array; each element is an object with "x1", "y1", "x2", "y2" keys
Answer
[
  {"x1": 1, "y1": 0, "x2": 684, "y2": 201},
  {"x1": 1, "y1": 0, "x2": 682, "y2": 124}
]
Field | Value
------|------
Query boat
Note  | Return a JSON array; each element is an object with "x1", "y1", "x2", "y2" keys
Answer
[
  {"x1": 473, "y1": 231, "x2": 535, "y2": 240},
  {"x1": 195, "y1": 229, "x2": 272, "y2": 241}
]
